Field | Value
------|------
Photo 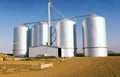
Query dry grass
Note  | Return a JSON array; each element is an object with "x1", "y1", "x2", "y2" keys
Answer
[{"x1": 0, "y1": 57, "x2": 120, "y2": 77}]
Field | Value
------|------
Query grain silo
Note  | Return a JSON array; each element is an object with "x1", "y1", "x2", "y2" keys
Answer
[
  {"x1": 56, "y1": 18, "x2": 77, "y2": 57},
  {"x1": 13, "y1": 25, "x2": 28, "y2": 57},
  {"x1": 28, "y1": 29, "x2": 34, "y2": 47},
  {"x1": 33, "y1": 21, "x2": 48, "y2": 46},
  {"x1": 31, "y1": 28, "x2": 34, "y2": 47},
  {"x1": 82, "y1": 15, "x2": 107, "y2": 57}
]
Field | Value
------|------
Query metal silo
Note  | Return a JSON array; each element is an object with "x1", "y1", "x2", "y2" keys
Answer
[
  {"x1": 82, "y1": 15, "x2": 107, "y2": 57},
  {"x1": 31, "y1": 28, "x2": 34, "y2": 47},
  {"x1": 56, "y1": 18, "x2": 76, "y2": 57},
  {"x1": 28, "y1": 29, "x2": 34, "y2": 47},
  {"x1": 13, "y1": 25, "x2": 28, "y2": 57},
  {"x1": 34, "y1": 21, "x2": 48, "y2": 46}
]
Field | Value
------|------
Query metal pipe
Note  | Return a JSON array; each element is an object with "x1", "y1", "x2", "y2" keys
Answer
[
  {"x1": 23, "y1": 21, "x2": 39, "y2": 25},
  {"x1": 48, "y1": 0, "x2": 52, "y2": 46},
  {"x1": 23, "y1": 14, "x2": 96, "y2": 25},
  {"x1": 51, "y1": 14, "x2": 96, "y2": 21}
]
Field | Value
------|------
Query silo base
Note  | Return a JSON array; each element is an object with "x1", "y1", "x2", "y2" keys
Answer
[
  {"x1": 84, "y1": 48, "x2": 107, "y2": 57},
  {"x1": 60, "y1": 48, "x2": 74, "y2": 57},
  {"x1": 13, "y1": 50, "x2": 28, "y2": 57}
]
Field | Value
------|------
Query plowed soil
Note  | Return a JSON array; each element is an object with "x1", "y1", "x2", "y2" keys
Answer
[{"x1": 0, "y1": 57, "x2": 120, "y2": 77}]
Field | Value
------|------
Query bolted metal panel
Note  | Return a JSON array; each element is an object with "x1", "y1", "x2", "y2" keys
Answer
[
  {"x1": 33, "y1": 21, "x2": 48, "y2": 46},
  {"x1": 82, "y1": 16, "x2": 107, "y2": 57},
  {"x1": 13, "y1": 25, "x2": 28, "y2": 57}
]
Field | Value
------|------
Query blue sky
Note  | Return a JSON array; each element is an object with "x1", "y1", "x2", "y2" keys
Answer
[{"x1": 0, "y1": 0, "x2": 120, "y2": 53}]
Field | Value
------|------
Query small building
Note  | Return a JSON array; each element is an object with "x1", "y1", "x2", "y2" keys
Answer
[{"x1": 29, "y1": 46, "x2": 58, "y2": 57}]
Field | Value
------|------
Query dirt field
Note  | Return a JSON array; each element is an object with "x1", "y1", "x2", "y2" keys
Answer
[{"x1": 0, "y1": 56, "x2": 120, "y2": 77}]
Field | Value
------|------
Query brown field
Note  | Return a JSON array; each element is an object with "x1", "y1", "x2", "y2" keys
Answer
[{"x1": 0, "y1": 56, "x2": 120, "y2": 77}]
